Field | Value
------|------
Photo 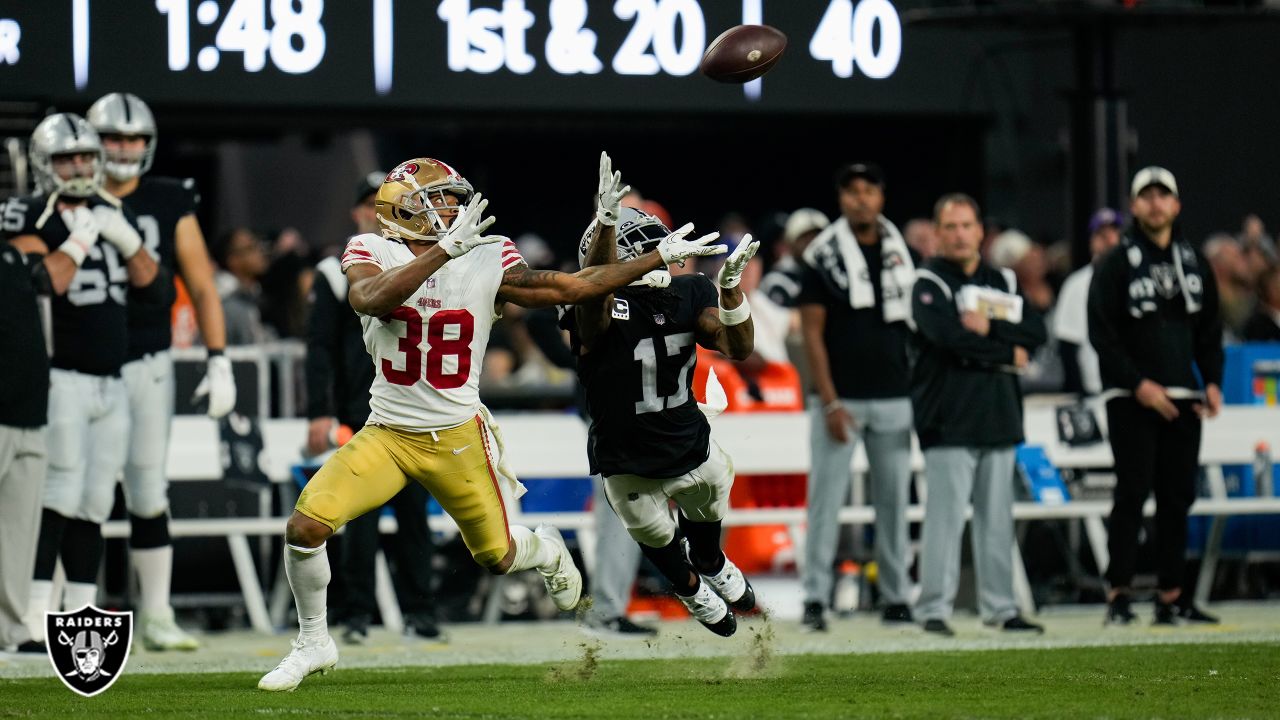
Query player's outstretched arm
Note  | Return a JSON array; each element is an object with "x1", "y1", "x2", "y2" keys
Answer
[
  {"x1": 695, "y1": 235, "x2": 759, "y2": 361},
  {"x1": 347, "y1": 247, "x2": 450, "y2": 317},
  {"x1": 576, "y1": 151, "x2": 627, "y2": 347},
  {"x1": 498, "y1": 226, "x2": 726, "y2": 308}
]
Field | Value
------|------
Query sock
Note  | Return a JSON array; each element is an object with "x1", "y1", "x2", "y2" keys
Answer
[
  {"x1": 639, "y1": 536, "x2": 699, "y2": 596},
  {"x1": 33, "y1": 509, "x2": 68, "y2": 580},
  {"x1": 131, "y1": 546, "x2": 174, "y2": 613},
  {"x1": 507, "y1": 526, "x2": 557, "y2": 574},
  {"x1": 63, "y1": 582, "x2": 98, "y2": 611},
  {"x1": 25, "y1": 581, "x2": 54, "y2": 642},
  {"x1": 60, "y1": 520, "x2": 104, "y2": 585},
  {"x1": 285, "y1": 543, "x2": 331, "y2": 641},
  {"x1": 679, "y1": 514, "x2": 726, "y2": 577}
]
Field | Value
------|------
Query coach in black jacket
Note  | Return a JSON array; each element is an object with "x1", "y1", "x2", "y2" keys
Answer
[
  {"x1": 911, "y1": 194, "x2": 1045, "y2": 637},
  {"x1": 1088, "y1": 166, "x2": 1223, "y2": 627},
  {"x1": 304, "y1": 174, "x2": 438, "y2": 643}
]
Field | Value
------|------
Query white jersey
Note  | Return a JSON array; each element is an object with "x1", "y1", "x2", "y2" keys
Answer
[{"x1": 340, "y1": 233, "x2": 525, "y2": 431}]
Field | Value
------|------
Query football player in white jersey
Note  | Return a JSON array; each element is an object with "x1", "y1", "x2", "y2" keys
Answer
[{"x1": 259, "y1": 157, "x2": 725, "y2": 691}]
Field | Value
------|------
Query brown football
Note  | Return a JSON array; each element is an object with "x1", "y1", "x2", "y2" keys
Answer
[{"x1": 699, "y1": 25, "x2": 787, "y2": 84}]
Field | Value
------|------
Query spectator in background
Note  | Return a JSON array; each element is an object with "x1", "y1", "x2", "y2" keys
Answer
[
  {"x1": 1089, "y1": 166, "x2": 1223, "y2": 626},
  {"x1": 912, "y1": 193, "x2": 1046, "y2": 637},
  {"x1": 304, "y1": 173, "x2": 439, "y2": 643},
  {"x1": 798, "y1": 163, "x2": 919, "y2": 631},
  {"x1": 904, "y1": 218, "x2": 939, "y2": 260},
  {"x1": 1055, "y1": 208, "x2": 1123, "y2": 395},
  {"x1": 988, "y1": 229, "x2": 1061, "y2": 392},
  {"x1": 262, "y1": 250, "x2": 314, "y2": 339},
  {"x1": 1203, "y1": 234, "x2": 1254, "y2": 341},
  {"x1": 1243, "y1": 265, "x2": 1280, "y2": 341},
  {"x1": 760, "y1": 208, "x2": 829, "y2": 310},
  {"x1": 216, "y1": 227, "x2": 269, "y2": 345}
]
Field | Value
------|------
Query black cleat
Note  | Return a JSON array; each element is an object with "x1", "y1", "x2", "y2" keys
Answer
[
  {"x1": 16, "y1": 640, "x2": 46, "y2": 654},
  {"x1": 923, "y1": 619, "x2": 955, "y2": 637},
  {"x1": 1177, "y1": 603, "x2": 1219, "y2": 624},
  {"x1": 999, "y1": 615, "x2": 1045, "y2": 634},
  {"x1": 341, "y1": 615, "x2": 370, "y2": 645},
  {"x1": 405, "y1": 613, "x2": 444, "y2": 640},
  {"x1": 881, "y1": 604, "x2": 914, "y2": 624},
  {"x1": 677, "y1": 583, "x2": 737, "y2": 638},
  {"x1": 801, "y1": 601, "x2": 827, "y2": 632},
  {"x1": 592, "y1": 616, "x2": 658, "y2": 637},
  {"x1": 1105, "y1": 595, "x2": 1136, "y2": 626},
  {"x1": 1153, "y1": 600, "x2": 1179, "y2": 626}
]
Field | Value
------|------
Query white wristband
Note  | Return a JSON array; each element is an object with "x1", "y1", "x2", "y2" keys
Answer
[
  {"x1": 717, "y1": 294, "x2": 751, "y2": 326},
  {"x1": 57, "y1": 236, "x2": 92, "y2": 266}
]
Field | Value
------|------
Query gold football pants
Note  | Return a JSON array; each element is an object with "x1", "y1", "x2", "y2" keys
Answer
[{"x1": 296, "y1": 417, "x2": 511, "y2": 565}]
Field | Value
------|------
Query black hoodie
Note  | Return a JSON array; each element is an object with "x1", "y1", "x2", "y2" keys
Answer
[{"x1": 911, "y1": 257, "x2": 1047, "y2": 449}]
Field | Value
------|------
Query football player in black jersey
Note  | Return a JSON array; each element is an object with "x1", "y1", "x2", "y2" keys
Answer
[
  {"x1": 2, "y1": 114, "x2": 160, "y2": 647},
  {"x1": 563, "y1": 153, "x2": 759, "y2": 637},
  {"x1": 87, "y1": 92, "x2": 234, "y2": 651}
]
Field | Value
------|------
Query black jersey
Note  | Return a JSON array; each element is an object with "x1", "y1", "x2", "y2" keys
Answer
[
  {"x1": 0, "y1": 244, "x2": 50, "y2": 427},
  {"x1": 0, "y1": 193, "x2": 139, "y2": 376},
  {"x1": 119, "y1": 176, "x2": 199, "y2": 359},
  {"x1": 564, "y1": 274, "x2": 719, "y2": 479}
]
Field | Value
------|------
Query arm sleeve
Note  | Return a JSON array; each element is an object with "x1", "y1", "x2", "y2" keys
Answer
[
  {"x1": 1193, "y1": 250, "x2": 1225, "y2": 387},
  {"x1": 913, "y1": 276, "x2": 1015, "y2": 365},
  {"x1": 526, "y1": 307, "x2": 575, "y2": 370},
  {"x1": 1087, "y1": 252, "x2": 1143, "y2": 391},
  {"x1": 305, "y1": 274, "x2": 340, "y2": 419}
]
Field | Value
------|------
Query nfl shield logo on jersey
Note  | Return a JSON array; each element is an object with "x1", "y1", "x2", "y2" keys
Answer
[{"x1": 46, "y1": 606, "x2": 133, "y2": 697}]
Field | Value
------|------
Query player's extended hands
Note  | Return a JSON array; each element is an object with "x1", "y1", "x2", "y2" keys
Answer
[
  {"x1": 595, "y1": 151, "x2": 630, "y2": 227},
  {"x1": 438, "y1": 193, "x2": 507, "y2": 259},
  {"x1": 91, "y1": 205, "x2": 144, "y2": 259},
  {"x1": 656, "y1": 223, "x2": 726, "y2": 267},
  {"x1": 716, "y1": 234, "x2": 760, "y2": 289},
  {"x1": 193, "y1": 354, "x2": 237, "y2": 419}
]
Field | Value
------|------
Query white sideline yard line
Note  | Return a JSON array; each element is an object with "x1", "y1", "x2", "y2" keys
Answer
[{"x1": 2, "y1": 602, "x2": 1277, "y2": 680}]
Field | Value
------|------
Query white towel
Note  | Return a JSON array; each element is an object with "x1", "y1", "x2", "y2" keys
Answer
[
  {"x1": 477, "y1": 405, "x2": 528, "y2": 503},
  {"x1": 821, "y1": 216, "x2": 916, "y2": 324}
]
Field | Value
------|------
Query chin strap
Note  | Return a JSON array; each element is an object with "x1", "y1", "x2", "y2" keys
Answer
[{"x1": 630, "y1": 269, "x2": 671, "y2": 288}]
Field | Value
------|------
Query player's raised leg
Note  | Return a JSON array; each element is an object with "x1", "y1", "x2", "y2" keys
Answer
[
  {"x1": 258, "y1": 429, "x2": 409, "y2": 692},
  {"x1": 673, "y1": 441, "x2": 756, "y2": 614},
  {"x1": 420, "y1": 417, "x2": 582, "y2": 611},
  {"x1": 603, "y1": 473, "x2": 736, "y2": 637}
]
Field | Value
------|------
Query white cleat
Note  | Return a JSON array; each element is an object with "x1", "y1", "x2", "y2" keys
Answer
[
  {"x1": 257, "y1": 635, "x2": 338, "y2": 692},
  {"x1": 534, "y1": 525, "x2": 583, "y2": 611},
  {"x1": 699, "y1": 557, "x2": 757, "y2": 613},
  {"x1": 141, "y1": 607, "x2": 200, "y2": 651},
  {"x1": 678, "y1": 581, "x2": 736, "y2": 637}
]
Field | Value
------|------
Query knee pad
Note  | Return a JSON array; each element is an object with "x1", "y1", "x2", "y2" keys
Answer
[{"x1": 129, "y1": 513, "x2": 171, "y2": 549}]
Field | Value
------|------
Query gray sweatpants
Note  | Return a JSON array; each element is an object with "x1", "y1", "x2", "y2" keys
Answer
[
  {"x1": 588, "y1": 477, "x2": 642, "y2": 621},
  {"x1": 916, "y1": 445, "x2": 1018, "y2": 624},
  {"x1": 0, "y1": 425, "x2": 47, "y2": 647},
  {"x1": 803, "y1": 397, "x2": 913, "y2": 607}
]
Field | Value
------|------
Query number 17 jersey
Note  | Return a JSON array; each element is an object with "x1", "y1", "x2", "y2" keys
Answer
[
  {"x1": 564, "y1": 274, "x2": 719, "y2": 480},
  {"x1": 341, "y1": 233, "x2": 524, "y2": 432}
]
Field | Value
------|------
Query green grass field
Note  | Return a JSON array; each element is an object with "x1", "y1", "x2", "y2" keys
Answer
[{"x1": 3, "y1": 642, "x2": 1276, "y2": 719}]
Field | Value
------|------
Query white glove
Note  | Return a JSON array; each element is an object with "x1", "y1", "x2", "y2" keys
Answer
[
  {"x1": 58, "y1": 206, "x2": 100, "y2": 266},
  {"x1": 437, "y1": 193, "x2": 507, "y2": 259},
  {"x1": 656, "y1": 223, "x2": 727, "y2": 267},
  {"x1": 716, "y1": 234, "x2": 760, "y2": 289},
  {"x1": 193, "y1": 354, "x2": 237, "y2": 419},
  {"x1": 91, "y1": 205, "x2": 143, "y2": 259},
  {"x1": 595, "y1": 151, "x2": 630, "y2": 227}
]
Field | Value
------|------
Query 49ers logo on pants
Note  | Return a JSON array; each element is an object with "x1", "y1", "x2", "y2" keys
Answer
[{"x1": 45, "y1": 605, "x2": 133, "y2": 697}]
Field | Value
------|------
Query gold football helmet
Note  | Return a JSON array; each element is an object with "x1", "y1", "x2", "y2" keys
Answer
[{"x1": 375, "y1": 158, "x2": 474, "y2": 241}]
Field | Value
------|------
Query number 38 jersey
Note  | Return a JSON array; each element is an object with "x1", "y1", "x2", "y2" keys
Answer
[
  {"x1": 563, "y1": 274, "x2": 719, "y2": 480},
  {"x1": 340, "y1": 233, "x2": 524, "y2": 432},
  {"x1": 1, "y1": 194, "x2": 139, "y2": 376}
]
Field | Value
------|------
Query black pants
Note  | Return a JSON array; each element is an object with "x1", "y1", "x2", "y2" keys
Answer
[
  {"x1": 342, "y1": 482, "x2": 435, "y2": 619},
  {"x1": 1104, "y1": 397, "x2": 1201, "y2": 592}
]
